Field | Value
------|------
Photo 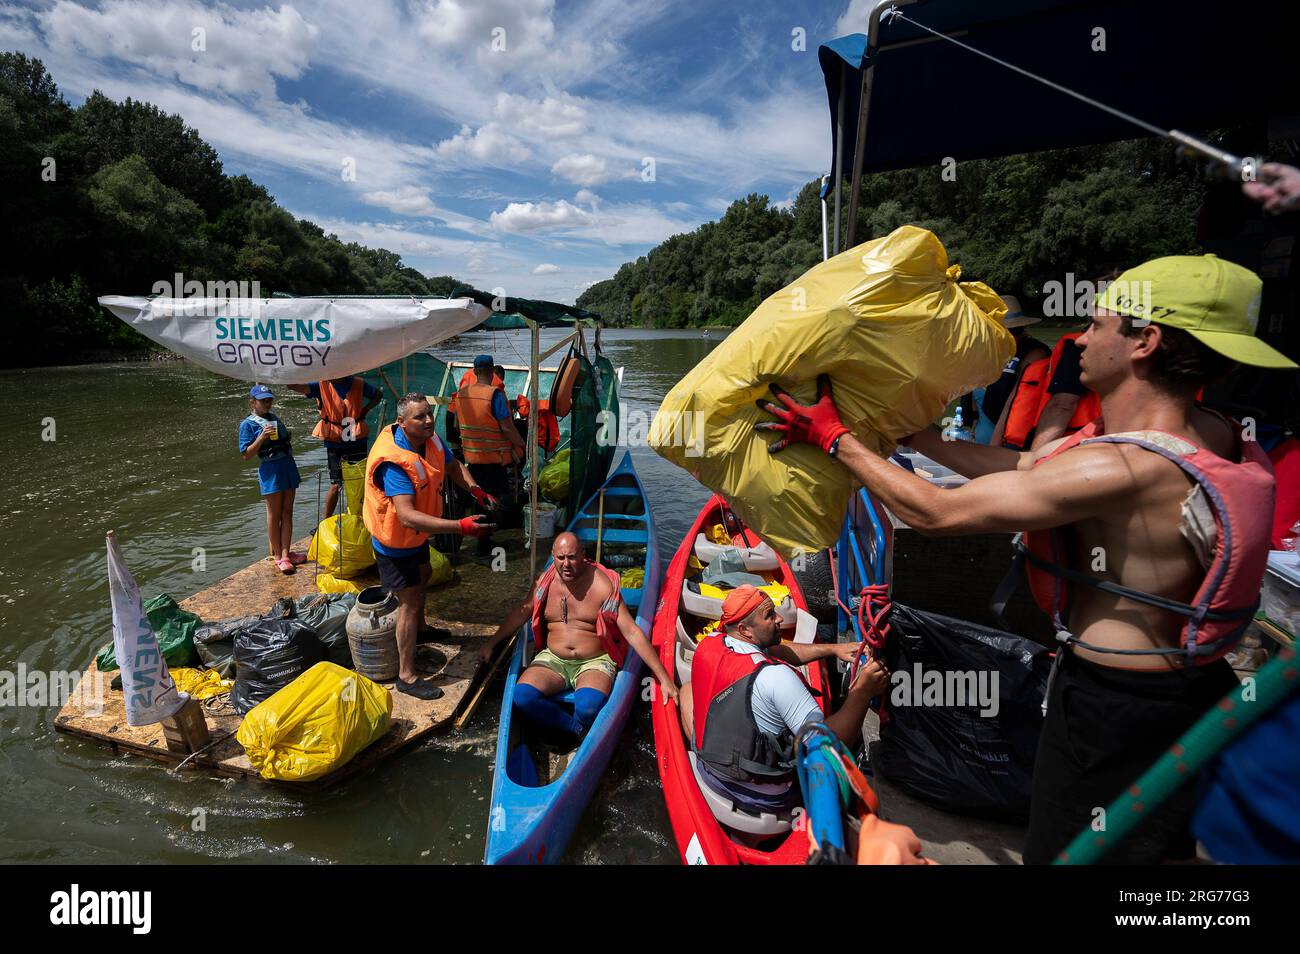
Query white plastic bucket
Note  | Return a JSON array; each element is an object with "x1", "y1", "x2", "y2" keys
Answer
[{"x1": 524, "y1": 503, "x2": 558, "y2": 545}]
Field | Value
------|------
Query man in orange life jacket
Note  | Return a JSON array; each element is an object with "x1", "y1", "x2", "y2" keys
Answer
[
  {"x1": 973, "y1": 295, "x2": 1051, "y2": 445},
  {"x1": 478, "y1": 531, "x2": 676, "y2": 737},
  {"x1": 456, "y1": 354, "x2": 525, "y2": 564},
  {"x1": 365, "y1": 392, "x2": 496, "y2": 700},
  {"x1": 678, "y1": 586, "x2": 887, "y2": 814},
  {"x1": 288, "y1": 376, "x2": 382, "y2": 517},
  {"x1": 758, "y1": 255, "x2": 1295, "y2": 863}
]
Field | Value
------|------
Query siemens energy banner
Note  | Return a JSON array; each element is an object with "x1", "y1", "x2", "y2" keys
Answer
[{"x1": 98, "y1": 296, "x2": 492, "y2": 384}]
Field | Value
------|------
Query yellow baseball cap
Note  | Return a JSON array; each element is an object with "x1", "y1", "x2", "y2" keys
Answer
[{"x1": 1094, "y1": 254, "x2": 1296, "y2": 369}]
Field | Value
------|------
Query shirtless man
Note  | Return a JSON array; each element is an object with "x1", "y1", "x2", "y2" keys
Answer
[
  {"x1": 758, "y1": 254, "x2": 1293, "y2": 863},
  {"x1": 481, "y1": 532, "x2": 677, "y2": 737}
]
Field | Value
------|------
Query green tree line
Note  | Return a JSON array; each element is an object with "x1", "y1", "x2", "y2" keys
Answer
[
  {"x1": 0, "y1": 52, "x2": 482, "y2": 368},
  {"x1": 578, "y1": 140, "x2": 1223, "y2": 327}
]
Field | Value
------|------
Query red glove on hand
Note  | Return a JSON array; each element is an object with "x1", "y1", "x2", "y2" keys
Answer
[
  {"x1": 755, "y1": 374, "x2": 849, "y2": 454},
  {"x1": 470, "y1": 486, "x2": 499, "y2": 510},
  {"x1": 458, "y1": 515, "x2": 495, "y2": 538}
]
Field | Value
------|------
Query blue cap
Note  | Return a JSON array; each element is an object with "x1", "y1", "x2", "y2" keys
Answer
[
  {"x1": 473, "y1": 354, "x2": 494, "y2": 368},
  {"x1": 249, "y1": 384, "x2": 274, "y2": 400}
]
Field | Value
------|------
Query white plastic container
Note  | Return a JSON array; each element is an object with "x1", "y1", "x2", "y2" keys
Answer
[{"x1": 524, "y1": 502, "x2": 558, "y2": 545}]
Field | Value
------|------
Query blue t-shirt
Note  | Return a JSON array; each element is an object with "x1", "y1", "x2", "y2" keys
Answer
[
  {"x1": 489, "y1": 389, "x2": 510, "y2": 421},
  {"x1": 372, "y1": 426, "x2": 455, "y2": 557},
  {"x1": 306, "y1": 378, "x2": 379, "y2": 448},
  {"x1": 238, "y1": 413, "x2": 289, "y2": 456}
]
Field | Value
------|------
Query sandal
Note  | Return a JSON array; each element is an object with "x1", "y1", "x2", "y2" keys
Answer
[
  {"x1": 287, "y1": 551, "x2": 308, "y2": 566},
  {"x1": 275, "y1": 558, "x2": 295, "y2": 574}
]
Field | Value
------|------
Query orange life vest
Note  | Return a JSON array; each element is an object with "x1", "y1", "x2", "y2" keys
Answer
[
  {"x1": 362, "y1": 424, "x2": 446, "y2": 550},
  {"x1": 457, "y1": 382, "x2": 515, "y2": 465},
  {"x1": 1001, "y1": 333, "x2": 1101, "y2": 450},
  {"x1": 312, "y1": 377, "x2": 370, "y2": 444},
  {"x1": 516, "y1": 394, "x2": 561, "y2": 454},
  {"x1": 449, "y1": 371, "x2": 504, "y2": 416},
  {"x1": 530, "y1": 562, "x2": 626, "y2": 666}
]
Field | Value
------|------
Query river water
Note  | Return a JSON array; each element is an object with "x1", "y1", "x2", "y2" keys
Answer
[{"x1": 0, "y1": 328, "x2": 723, "y2": 864}]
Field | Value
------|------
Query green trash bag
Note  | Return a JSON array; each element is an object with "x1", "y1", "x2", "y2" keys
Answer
[
  {"x1": 96, "y1": 594, "x2": 202, "y2": 672},
  {"x1": 538, "y1": 449, "x2": 571, "y2": 502}
]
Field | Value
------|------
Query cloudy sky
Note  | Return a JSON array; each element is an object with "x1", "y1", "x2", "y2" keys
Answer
[{"x1": 2, "y1": 0, "x2": 872, "y2": 300}]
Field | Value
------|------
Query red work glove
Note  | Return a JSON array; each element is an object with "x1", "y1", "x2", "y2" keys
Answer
[
  {"x1": 458, "y1": 515, "x2": 495, "y2": 538},
  {"x1": 755, "y1": 374, "x2": 849, "y2": 454},
  {"x1": 470, "y1": 486, "x2": 499, "y2": 510}
]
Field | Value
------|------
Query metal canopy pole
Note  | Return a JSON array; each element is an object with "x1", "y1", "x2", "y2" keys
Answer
[
  {"x1": 820, "y1": 174, "x2": 831, "y2": 261},
  {"x1": 845, "y1": 0, "x2": 920, "y2": 249},
  {"x1": 832, "y1": 72, "x2": 844, "y2": 256},
  {"x1": 526, "y1": 318, "x2": 541, "y2": 582}
]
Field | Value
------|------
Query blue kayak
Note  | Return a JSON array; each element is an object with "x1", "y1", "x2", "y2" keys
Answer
[{"x1": 484, "y1": 451, "x2": 660, "y2": 864}]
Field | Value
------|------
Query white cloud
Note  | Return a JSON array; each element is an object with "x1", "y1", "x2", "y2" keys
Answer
[
  {"x1": 491, "y1": 200, "x2": 594, "y2": 234},
  {"x1": 436, "y1": 122, "x2": 531, "y2": 164},
  {"x1": 361, "y1": 186, "x2": 439, "y2": 217},
  {"x1": 551, "y1": 153, "x2": 609, "y2": 187},
  {"x1": 833, "y1": 0, "x2": 874, "y2": 38},
  {"x1": 574, "y1": 189, "x2": 600, "y2": 206},
  {"x1": 41, "y1": 0, "x2": 319, "y2": 99},
  {"x1": 296, "y1": 213, "x2": 485, "y2": 260},
  {"x1": 532, "y1": 263, "x2": 561, "y2": 274},
  {"x1": 494, "y1": 92, "x2": 587, "y2": 139}
]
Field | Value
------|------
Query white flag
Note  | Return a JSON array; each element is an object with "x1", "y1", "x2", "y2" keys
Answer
[
  {"x1": 106, "y1": 532, "x2": 186, "y2": 727},
  {"x1": 96, "y1": 296, "x2": 491, "y2": 384}
]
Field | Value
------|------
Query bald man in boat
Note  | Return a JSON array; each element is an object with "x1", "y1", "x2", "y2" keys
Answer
[
  {"x1": 679, "y1": 585, "x2": 887, "y2": 815},
  {"x1": 480, "y1": 532, "x2": 678, "y2": 738},
  {"x1": 757, "y1": 255, "x2": 1291, "y2": 863}
]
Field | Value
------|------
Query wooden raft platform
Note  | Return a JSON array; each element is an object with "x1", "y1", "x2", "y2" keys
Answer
[{"x1": 54, "y1": 532, "x2": 534, "y2": 789}]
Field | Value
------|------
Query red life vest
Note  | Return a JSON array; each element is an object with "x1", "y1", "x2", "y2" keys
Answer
[
  {"x1": 692, "y1": 634, "x2": 815, "y2": 784},
  {"x1": 362, "y1": 424, "x2": 446, "y2": 550},
  {"x1": 312, "y1": 377, "x2": 370, "y2": 444},
  {"x1": 1267, "y1": 437, "x2": 1300, "y2": 549},
  {"x1": 516, "y1": 395, "x2": 561, "y2": 454},
  {"x1": 530, "y1": 562, "x2": 627, "y2": 666},
  {"x1": 1002, "y1": 333, "x2": 1101, "y2": 450},
  {"x1": 1021, "y1": 415, "x2": 1275, "y2": 665}
]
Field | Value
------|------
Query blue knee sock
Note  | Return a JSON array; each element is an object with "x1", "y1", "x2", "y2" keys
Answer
[
  {"x1": 573, "y1": 688, "x2": 608, "y2": 733},
  {"x1": 514, "y1": 684, "x2": 581, "y2": 736}
]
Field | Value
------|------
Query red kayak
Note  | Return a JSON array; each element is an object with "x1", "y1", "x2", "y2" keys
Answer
[{"x1": 651, "y1": 494, "x2": 832, "y2": 865}]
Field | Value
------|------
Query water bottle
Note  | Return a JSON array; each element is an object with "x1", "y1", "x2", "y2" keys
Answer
[{"x1": 941, "y1": 405, "x2": 973, "y2": 442}]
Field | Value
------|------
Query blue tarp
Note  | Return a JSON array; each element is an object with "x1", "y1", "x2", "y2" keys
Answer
[{"x1": 819, "y1": 0, "x2": 1294, "y2": 176}]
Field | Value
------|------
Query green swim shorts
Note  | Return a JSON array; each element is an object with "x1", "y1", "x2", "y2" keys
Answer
[{"x1": 529, "y1": 648, "x2": 618, "y2": 689}]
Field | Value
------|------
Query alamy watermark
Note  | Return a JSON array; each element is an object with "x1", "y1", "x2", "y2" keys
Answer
[
  {"x1": 0, "y1": 665, "x2": 106, "y2": 715},
  {"x1": 148, "y1": 272, "x2": 265, "y2": 318},
  {"x1": 1042, "y1": 273, "x2": 1153, "y2": 323}
]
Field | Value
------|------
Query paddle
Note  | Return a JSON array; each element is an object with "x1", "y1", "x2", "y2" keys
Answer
[{"x1": 452, "y1": 630, "x2": 518, "y2": 731}]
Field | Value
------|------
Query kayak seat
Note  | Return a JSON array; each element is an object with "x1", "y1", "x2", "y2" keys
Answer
[
  {"x1": 680, "y1": 580, "x2": 798, "y2": 627},
  {"x1": 687, "y1": 752, "x2": 793, "y2": 837},
  {"x1": 693, "y1": 534, "x2": 780, "y2": 572},
  {"x1": 675, "y1": 640, "x2": 693, "y2": 685}
]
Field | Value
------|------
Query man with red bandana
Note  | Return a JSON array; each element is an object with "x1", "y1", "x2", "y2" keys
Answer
[{"x1": 680, "y1": 585, "x2": 888, "y2": 814}]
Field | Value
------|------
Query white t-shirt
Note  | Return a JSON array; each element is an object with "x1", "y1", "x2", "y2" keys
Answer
[{"x1": 722, "y1": 636, "x2": 823, "y2": 738}]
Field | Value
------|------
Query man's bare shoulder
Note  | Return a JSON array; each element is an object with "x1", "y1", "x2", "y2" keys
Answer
[{"x1": 1031, "y1": 439, "x2": 1161, "y2": 490}]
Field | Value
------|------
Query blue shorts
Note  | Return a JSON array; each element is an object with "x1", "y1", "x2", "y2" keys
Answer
[{"x1": 257, "y1": 455, "x2": 301, "y2": 496}]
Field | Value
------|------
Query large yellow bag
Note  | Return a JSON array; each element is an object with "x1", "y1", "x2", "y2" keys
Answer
[
  {"x1": 236, "y1": 662, "x2": 392, "y2": 782},
  {"x1": 651, "y1": 226, "x2": 1012, "y2": 557},
  {"x1": 341, "y1": 459, "x2": 367, "y2": 516},
  {"x1": 428, "y1": 545, "x2": 453, "y2": 586},
  {"x1": 307, "y1": 513, "x2": 375, "y2": 578},
  {"x1": 315, "y1": 572, "x2": 365, "y2": 595},
  {"x1": 538, "y1": 448, "x2": 571, "y2": 502}
]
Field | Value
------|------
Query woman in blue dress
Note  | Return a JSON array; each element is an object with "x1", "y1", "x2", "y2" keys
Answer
[{"x1": 238, "y1": 384, "x2": 303, "y2": 574}]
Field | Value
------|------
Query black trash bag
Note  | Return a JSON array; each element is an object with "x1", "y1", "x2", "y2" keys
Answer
[
  {"x1": 291, "y1": 592, "x2": 356, "y2": 668},
  {"x1": 193, "y1": 615, "x2": 259, "y2": 679},
  {"x1": 876, "y1": 603, "x2": 1052, "y2": 821},
  {"x1": 229, "y1": 618, "x2": 325, "y2": 715}
]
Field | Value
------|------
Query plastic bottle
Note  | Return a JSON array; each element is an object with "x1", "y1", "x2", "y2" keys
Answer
[{"x1": 941, "y1": 406, "x2": 973, "y2": 442}]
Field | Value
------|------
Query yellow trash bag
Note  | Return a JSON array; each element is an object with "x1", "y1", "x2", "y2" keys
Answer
[
  {"x1": 307, "y1": 513, "x2": 375, "y2": 578},
  {"x1": 538, "y1": 448, "x2": 571, "y2": 502},
  {"x1": 651, "y1": 225, "x2": 1012, "y2": 556},
  {"x1": 620, "y1": 567, "x2": 645, "y2": 589},
  {"x1": 170, "y1": 667, "x2": 232, "y2": 699},
  {"x1": 428, "y1": 545, "x2": 453, "y2": 586},
  {"x1": 341, "y1": 459, "x2": 367, "y2": 516},
  {"x1": 315, "y1": 572, "x2": 365, "y2": 595},
  {"x1": 236, "y1": 662, "x2": 392, "y2": 782}
]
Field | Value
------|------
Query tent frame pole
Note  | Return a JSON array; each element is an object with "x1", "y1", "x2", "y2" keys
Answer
[
  {"x1": 832, "y1": 72, "x2": 844, "y2": 256},
  {"x1": 527, "y1": 318, "x2": 541, "y2": 583},
  {"x1": 846, "y1": 0, "x2": 920, "y2": 248}
]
